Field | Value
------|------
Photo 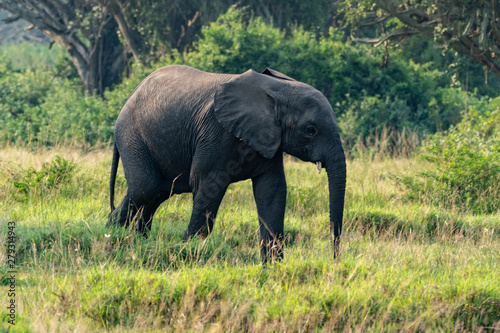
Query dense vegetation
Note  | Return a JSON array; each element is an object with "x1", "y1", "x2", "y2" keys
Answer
[
  {"x1": 0, "y1": 3, "x2": 499, "y2": 332},
  {"x1": 1, "y1": 8, "x2": 498, "y2": 149}
]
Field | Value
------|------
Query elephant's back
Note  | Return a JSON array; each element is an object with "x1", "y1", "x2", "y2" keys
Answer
[
  {"x1": 133, "y1": 65, "x2": 232, "y2": 97},
  {"x1": 118, "y1": 65, "x2": 229, "y2": 139},
  {"x1": 114, "y1": 65, "x2": 232, "y2": 181},
  {"x1": 120, "y1": 65, "x2": 230, "y2": 119}
]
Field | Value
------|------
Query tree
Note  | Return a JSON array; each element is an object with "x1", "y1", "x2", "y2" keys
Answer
[
  {"x1": 342, "y1": 0, "x2": 500, "y2": 78},
  {"x1": 0, "y1": 0, "x2": 231, "y2": 94},
  {"x1": 109, "y1": 0, "x2": 229, "y2": 60},
  {"x1": 0, "y1": 1, "x2": 129, "y2": 95},
  {"x1": 245, "y1": 0, "x2": 336, "y2": 32}
]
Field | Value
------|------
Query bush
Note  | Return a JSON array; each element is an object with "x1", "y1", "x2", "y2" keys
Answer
[
  {"x1": 0, "y1": 52, "x2": 90, "y2": 146},
  {"x1": 0, "y1": 43, "x2": 68, "y2": 71},
  {"x1": 0, "y1": 64, "x2": 142, "y2": 146},
  {"x1": 395, "y1": 96, "x2": 500, "y2": 214},
  {"x1": 9, "y1": 155, "x2": 76, "y2": 196},
  {"x1": 1, "y1": 79, "x2": 110, "y2": 146},
  {"x1": 0, "y1": 60, "x2": 52, "y2": 119}
]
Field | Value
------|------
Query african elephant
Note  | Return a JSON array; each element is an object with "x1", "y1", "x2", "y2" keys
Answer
[{"x1": 107, "y1": 65, "x2": 346, "y2": 263}]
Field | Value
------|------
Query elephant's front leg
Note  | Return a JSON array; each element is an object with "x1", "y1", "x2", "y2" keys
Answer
[
  {"x1": 184, "y1": 171, "x2": 229, "y2": 240},
  {"x1": 252, "y1": 161, "x2": 287, "y2": 264}
]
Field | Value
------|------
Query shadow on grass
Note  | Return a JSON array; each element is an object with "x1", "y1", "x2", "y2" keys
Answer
[
  {"x1": 345, "y1": 209, "x2": 499, "y2": 240},
  {"x1": 1, "y1": 219, "x2": 265, "y2": 270}
]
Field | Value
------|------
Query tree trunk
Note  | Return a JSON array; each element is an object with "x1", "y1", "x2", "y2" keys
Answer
[
  {"x1": 52, "y1": 12, "x2": 126, "y2": 95},
  {"x1": 0, "y1": 1, "x2": 127, "y2": 95},
  {"x1": 85, "y1": 17, "x2": 126, "y2": 95},
  {"x1": 106, "y1": 0, "x2": 143, "y2": 64}
]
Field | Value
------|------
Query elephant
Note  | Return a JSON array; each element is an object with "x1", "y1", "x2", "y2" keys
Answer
[{"x1": 107, "y1": 65, "x2": 346, "y2": 263}]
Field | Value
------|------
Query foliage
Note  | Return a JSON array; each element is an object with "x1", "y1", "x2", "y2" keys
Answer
[
  {"x1": 0, "y1": 50, "x2": 84, "y2": 145},
  {"x1": 0, "y1": 78, "x2": 107, "y2": 146},
  {"x1": 341, "y1": 0, "x2": 500, "y2": 78},
  {"x1": 8, "y1": 155, "x2": 76, "y2": 196},
  {"x1": 0, "y1": 1, "x2": 339, "y2": 93},
  {"x1": 397, "y1": 35, "x2": 500, "y2": 98},
  {"x1": 2, "y1": 1, "x2": 499, "y2": 96},
  {"x1": 114, "y1": 0, "x2": 336, "y2": 57},
  {"x1": 0, "y1": 0, "x2": 126, "y2": 95},
  {"x1": 0, "y1": 3, "x2": 499, "y2": 330},
  {"x1": 0, "y1": 43, "x2": 66, "y2": 70},
  {"x1": 0, "y1": 64, "x2": 51, "y2": 120},
  {"x1": 244, "y1": 0, "x2": 336, "y2": 31},
  {"x1": 0, "y1": 49, "x2": 141, "y2": 146},
  {"x1": 395, "y1": 96, "x2": 500, "y2": 214}
]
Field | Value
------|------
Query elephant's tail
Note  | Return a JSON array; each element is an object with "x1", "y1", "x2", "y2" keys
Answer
[{"x1": 110, "y1": 143, "x2": 120, "y2": 212}]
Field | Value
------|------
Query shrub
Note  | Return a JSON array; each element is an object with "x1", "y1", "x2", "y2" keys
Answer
[
  {"x1": 0, "y1": 48, "x2": 149, "y2": 146},
  {"x1": 395, "y1": 96, "x2": 500, "y2": 214},
  {"x1": 9, "y1": 155, "x2": 76, "y2": 196},
  {"x1": 1, "y1": 79, "x2": 110, "y2": 146},
  {"x1": 0, "y1": 60, "x2": 52, "y2": 120},
  {"x1": 0, "y1": 43, "x2": 67, "y2": 71}
]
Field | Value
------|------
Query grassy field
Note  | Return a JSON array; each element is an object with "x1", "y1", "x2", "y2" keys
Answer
[{"x1": 0, "y1": 146, "x2": 499, "y2": 332}]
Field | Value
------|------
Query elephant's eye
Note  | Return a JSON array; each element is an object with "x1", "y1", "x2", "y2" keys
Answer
[{"x1": 305, "y1": 125, "x2": 318, "y2": 137}]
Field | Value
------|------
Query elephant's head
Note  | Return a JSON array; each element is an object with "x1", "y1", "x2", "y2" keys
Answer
[{"x1": 214, "y1": 68, "x2": 346, "y2": 255}]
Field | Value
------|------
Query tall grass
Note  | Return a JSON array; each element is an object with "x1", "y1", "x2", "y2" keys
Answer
[
  {"x1": 347, "y1": 126, "x2": 422, "y2": 159},
  {"x1": 0, "y1": 147, "x2": 499, "y2": 332}
]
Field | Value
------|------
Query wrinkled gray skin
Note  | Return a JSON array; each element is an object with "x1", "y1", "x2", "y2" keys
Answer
[{"x1": 107, "y1": 65, "x2": 346, "y2": 263}]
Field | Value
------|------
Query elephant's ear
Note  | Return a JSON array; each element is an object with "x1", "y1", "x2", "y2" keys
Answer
[
  {"x1": 214, "y1": 69, "x2": 285, "y2": 159},
  {"x1": 262, "y1": 68, "x2": 296, "y2": 81}
]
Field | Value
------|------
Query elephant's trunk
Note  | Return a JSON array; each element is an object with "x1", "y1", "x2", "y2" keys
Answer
[{"x1": 325, "y1": 143, "x2": 346, "y2": 257}]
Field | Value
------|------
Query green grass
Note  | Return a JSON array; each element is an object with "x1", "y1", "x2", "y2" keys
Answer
[{"x1": 1, "y1": 147, "x2": 499, "y2": 332}]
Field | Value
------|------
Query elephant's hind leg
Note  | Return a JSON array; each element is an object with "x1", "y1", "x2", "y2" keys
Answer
[
  {"x1": 107, "y1": 188, "x2": 170, "y2": 236},
  {"x1": 108, "y1": 137, "x2": 173, "y2": 235},
  {"x1": 107, "y1": 194, "x2": 133, "y2": 228}
]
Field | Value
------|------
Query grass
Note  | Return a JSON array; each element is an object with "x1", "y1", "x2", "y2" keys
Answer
[{"x1": 0, "y1": 146, "x2": 499, "y2": 332}]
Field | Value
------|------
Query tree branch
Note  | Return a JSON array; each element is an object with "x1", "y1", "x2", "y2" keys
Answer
[
  {"x1": 373, "y1": 0, "x2": 435, "y2": 33},
  {"x1": 43, "y1": 0, "x2": 72, "y2": 25},
  {"x1": 358, "y1": 13, "x2": 392, "y2": 27},
  {"x1": 1, "y1": 0, "x2": 127, "y2": 95},
  {"x1": 23, "y1": 0, "x2": 66, "y2": 32},
  {"x1": 351, "y1": 0, "x2": 500, "y2": 78},
  {"x1": 106, "y1": 0, "x2": 143, "y2": 62},
  {"x1": 0, "y1": 0, "x2": 90, "y2": 82},
  {"x1": 0, "y1": 1, "x2": 44, "y2": 28},
  {"x1": 352, "y1": 27, "x2": 419, "y2": 46},
  {"x1": 455, "y1": 34, "x2": 500, "y2": 77},
  {"x1": 491, "y1": 0, "x2": 500, "y2": 45}
]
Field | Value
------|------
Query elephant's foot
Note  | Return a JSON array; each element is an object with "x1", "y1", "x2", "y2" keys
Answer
[
  {"x1": 182, "y1": 226, "x2": 211, "y2": 242},
  {"x1": 260, "y1": 238, "x2": 284, "y2": 265}
]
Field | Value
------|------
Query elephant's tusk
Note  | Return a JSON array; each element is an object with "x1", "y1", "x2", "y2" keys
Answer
[{"x1": 316, "y1": 161, "x2": 322, "y2": 174}]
